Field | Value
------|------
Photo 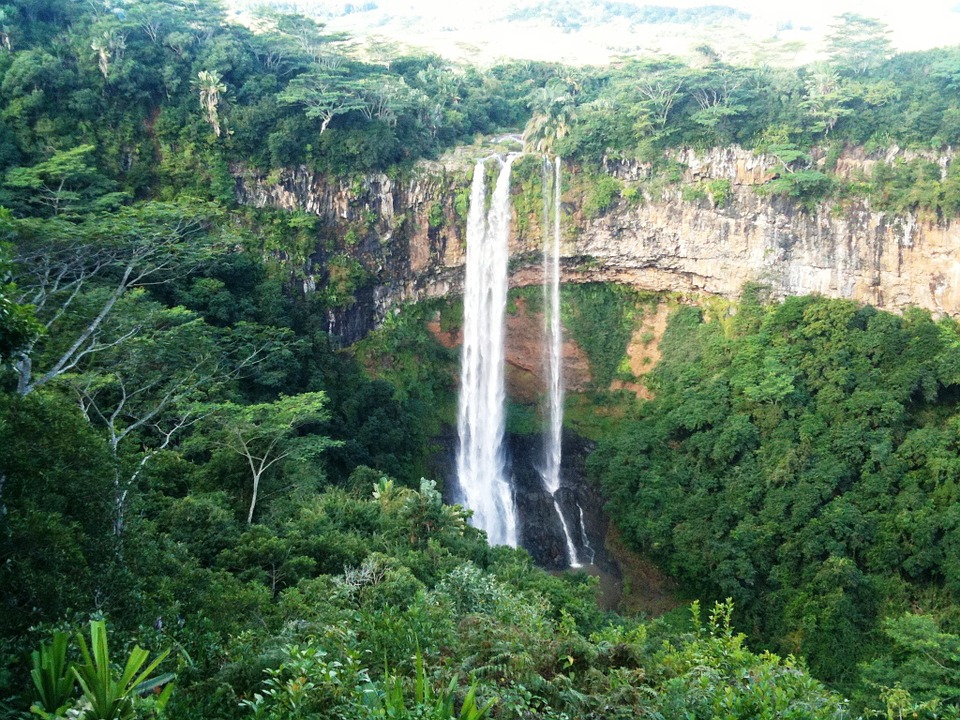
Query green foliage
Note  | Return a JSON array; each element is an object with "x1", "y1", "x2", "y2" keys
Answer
[
  {"x1": 352, "y1": 300, "x2": 459, "y2": 438},
  {"x1": 653, "y1": 601, "x2": 844, "y2": 719},
  {"x1": 30, "y1": 632, "x2": 74, "y2": 718},
  {"x1": 72, "y1": 620, "x2": 171, "y2": 720},
  {"x1": 522, "y1": 80, "x2": 576, "y2": 154},
  {"x1": 865, "y1": 157, "x2": 960, "y2": 217},
  {"x1": 242, "y1": 643, "x2": 371, "y2": 720},
  {"x1": 826, "y1": 14, "x2": 894, "y2": 76},
  {"x1": 560, "y1": 284, "x2": 647, "y2": 389},
  {"x1": 593, "y1": 293, "x2": 960, "y2": 696},
  {"x1": 0, "y1": 239, "x2": 40, "y2": 367},
  {"x1": 368, "y1": 651, "x2": 495, "y2": 720},
  {"x1": 201, "y1": 391, "x2": 333, "y2": 524},
  {"x1": 704, "y1": 178, "x2": 732, "y2": 206},
  {"x1": 0, "y1": 391, "x2": 115, "y2": 636},
  {"x1": 3, "y1": 145, "x2": 123, "y2": 216},
  {"x1": 427, "y1": 201, "x2": 445, "y2": 230},
  {"x1": 757, "y1": 168, "x2": 834, "y2": 206},
  {"x1": 859, "y1": 613, "x2": 960, "y2": 716},
  {"x1": 682, "y1": 179, "x2": 732, "y2": 206},
  {"x1": 581, "y1": 175, "x2": 621, "y2": 219},
  {"x1": 5, "y1": 3, "x2": 960, "y2": 718},
  {"x1": 505, "y1": 399, "x2": 541, "y2": 435},
  {"x1": 324, "y1": 254, "x2": 368, "y2": 309}
]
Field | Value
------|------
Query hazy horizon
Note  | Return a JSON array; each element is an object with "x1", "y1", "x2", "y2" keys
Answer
[{"x1": 224, "y1": 0, "x2": 960, "y2": 65}]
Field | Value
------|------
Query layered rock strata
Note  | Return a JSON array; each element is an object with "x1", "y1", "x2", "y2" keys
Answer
[{"x1": 234, "y1": 145, "x2": 960, "y2": 343}]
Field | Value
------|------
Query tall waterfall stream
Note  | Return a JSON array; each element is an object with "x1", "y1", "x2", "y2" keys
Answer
[
  {"x1": 455, "y1": 156, "x2": 519, "y2": 547},
  {"x1": 540, "y1": 157, "x2": 587, "y2": 567}
]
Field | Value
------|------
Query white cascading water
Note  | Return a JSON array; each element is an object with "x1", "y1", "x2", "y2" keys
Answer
[
  {"x1": 578, "y1": 504, "x2": 596, "y2": 564},
  {"x1": 456, "y1": 156, "x2": 519, "y2": 547},
  {"x1": 540, "y1": 157, "x2": 583, "y2": 568}
]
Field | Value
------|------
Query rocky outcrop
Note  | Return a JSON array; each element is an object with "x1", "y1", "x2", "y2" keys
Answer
[
  {"x1": 572, "y1": 147, "x2": 960, "y2": 316},
  {"x1": 233, "y1": 163, "x2": 468, "y2": 342},
  {"x1": 234, "y1": 145, "x2": 960, "y2": 344}
]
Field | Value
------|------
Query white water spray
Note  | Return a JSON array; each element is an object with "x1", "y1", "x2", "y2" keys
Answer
[
  {"x1": 456, "y1": 156, "x2": 519, "y2": 547},
  {"x1": 540, "y1": 157, "x2": 583, "y2": 567}
]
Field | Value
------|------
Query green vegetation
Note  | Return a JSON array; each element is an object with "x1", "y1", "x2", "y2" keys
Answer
[
  {"x1": 560, "y1": 284, "x2": 652, "y2": 389},
  {"x1": 581, "y1": 175, "x2": 621, "y2": 219},
  {"x1": 553, "y1": 22, "x2": 960, "y2": 163},
  {"x1": 0, "y1": 0, "x2": 552, "y2": 206},
  {"x1": 503, "y1": 14, "x2": 960, "y2": 214},
  {"x1": 682, "y1": 178, "x2": 737, "y2": 206},
  {"x1": 591, "y1": 288, "x2": 960, "y2": 711},
  {"x1": 2, "y1": 344, "x2": 850, "y2": 720},
  {"x1": 5, "y1": 1, "x2": 960, "y2": 717},
  {"x1": 352, "y1": 299, "x2": 459, "y2": 440},
  {"x1": 72, "y1": 620, "x2": 172, "y2": 720}
]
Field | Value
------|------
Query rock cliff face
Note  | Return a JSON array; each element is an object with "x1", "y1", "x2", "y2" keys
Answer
[
  {"x1": 576, "y1": 147, "x2": 960, "y2": 316},
  {"x1": 234, "y1": 162, "x2": 469, "y2": 342},
  {"x1": 234, "y1": 145, "x2": 960, "y2": 342}
]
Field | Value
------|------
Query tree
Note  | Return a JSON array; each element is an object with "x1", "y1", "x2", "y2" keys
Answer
[
  {"x1": 0, "y1": 239, "x2": 39, "y2": 368},
  {"x1": 195, "y1": 70, "x2": 226, "y2": 137},
  {"x1": 801, "y1": 64, "x2": 853, "y2": 135},
  {"x1": 688, "y1": 65, "x2": 748, "y2": 136},
  {"x1": 860, "y1": 613, "x2": 960, "y2": 714},
  {"x1": 825, "y1": 13, "x2": 893, "y2": 76},
  {"x1": 355, "y1": 74, "x2": 409, "y2": 127},
  {"x1": 2, "y1": 145, "x2": 119, "y2": 216},
  {"x1": 90, "y1": 30, "x2": 126, "y2": 80},
  {"x1": 522, "y1": 81, "x2": 576, "y2": 153},
  {"x1": 277, "y1": 69, "x2": 364, "y2": 134},
  {"x1": 635, "y1": 65, "x2": 686, "y2": 128},
  {"x1": 203, "y1": 392, "x2": 332, "y2": 523},
  {"x1": 69, "y1": 311, "x2": 290, "y2": 534},
  {"x1": 249, "y1": 9, "x2": 348, "y2": 72},
  {"x1": 6, "y1": 202, "x2": 216, "y2": 395}
]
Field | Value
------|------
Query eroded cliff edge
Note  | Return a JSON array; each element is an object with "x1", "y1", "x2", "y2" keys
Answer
[{"x1": 234, "y1": 145, "x2": 960, "y2": 340}]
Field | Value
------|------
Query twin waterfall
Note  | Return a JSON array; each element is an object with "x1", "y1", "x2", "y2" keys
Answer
[{"x1": 455, "y1": 155, "x2": 592, "y2": 567}]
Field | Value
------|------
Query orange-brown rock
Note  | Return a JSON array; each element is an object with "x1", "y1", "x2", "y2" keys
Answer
[
  {"x1": 427, "y1": 297, "x2": 593, "y2": 403},
  {"x1": 610, "y1": 302, "x2": 670, "y2": 399}
]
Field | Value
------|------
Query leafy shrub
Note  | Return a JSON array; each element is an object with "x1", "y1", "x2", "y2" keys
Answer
[{"x1": 582, "y1": 175, "x2": 622, "y2": 219}]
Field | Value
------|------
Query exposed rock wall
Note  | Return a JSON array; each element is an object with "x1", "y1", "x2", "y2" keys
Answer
[
  {"x1": 233, "y1": 163, "x2": 467, "y2": 341},
  {"x1": 584, "y1": 147, "x2": 960, "y2": 315},
  {"x1": 234, "y1": 146, "x2": 960, "y2": 342}
]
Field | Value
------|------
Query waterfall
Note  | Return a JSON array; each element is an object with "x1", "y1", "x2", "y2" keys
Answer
[
  {"x1": 578, "y1": 504, "x2": 596, "y2": 565},
  {"x1": 542, "y1": 157, "x2": 564, "y2": 495},
  {"x1": 540, "y1": 157, "x2": 583, "y2": 568},
  {"x1": 455, "y1": 156, "x2": 519, "y2": 547}
]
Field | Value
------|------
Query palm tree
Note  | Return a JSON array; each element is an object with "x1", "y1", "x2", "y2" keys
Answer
[
  {"x1": 196, "y1": 70, "x2": 227, "y2": 136},
  {"x1": 522, "y1": 82, "x2": 576, "y2": 154}
]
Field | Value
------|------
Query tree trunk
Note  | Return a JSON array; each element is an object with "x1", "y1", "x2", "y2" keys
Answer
[{"x1": 247, "y1": 472, "x2": 260, "y2": 524}]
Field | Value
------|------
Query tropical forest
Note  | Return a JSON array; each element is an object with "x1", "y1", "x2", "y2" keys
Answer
[{"x1": 4, "y1": 0, "x2": 960, "y2": 718}]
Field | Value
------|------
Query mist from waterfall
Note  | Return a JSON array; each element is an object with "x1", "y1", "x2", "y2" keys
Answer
[
  {"x1": 456, "y1": 156, "x2": 519, "y2": 547},
  {"x1": 540, "y1": 157, "x2": 583, "y2": 568}
]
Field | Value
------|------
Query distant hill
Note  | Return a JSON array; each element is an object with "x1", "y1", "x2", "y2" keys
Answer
[{"x1": 224, "y1": 0, "x2": 960, "y2": 66}]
